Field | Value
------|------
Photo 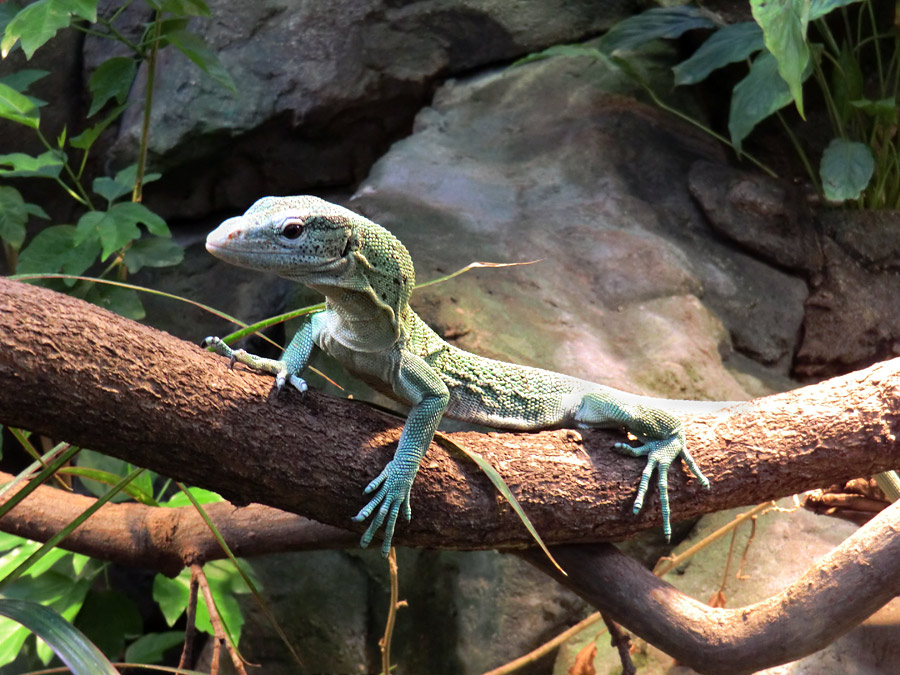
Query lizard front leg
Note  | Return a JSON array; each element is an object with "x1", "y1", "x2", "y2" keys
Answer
[
  {"x1": 353, "y1": 351, "x2": 450, "y2": 556},
  {"x1": 575, "y1": 390, "x2": 709, "y2": 541},
  {"x1": 203, "y1": 311, "x2": 325, "y2": 394}
]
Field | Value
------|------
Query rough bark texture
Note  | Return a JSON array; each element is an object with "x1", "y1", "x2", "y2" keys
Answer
[
  {"x1": 0, "y1": 470, "x2": 356, "y2": 577},
  {"x1": 524, "y1": 499, "x2": 900, "y2": 675},
  {"x1": 2, "y1": 276, "x2": 900, "y2": 549}
]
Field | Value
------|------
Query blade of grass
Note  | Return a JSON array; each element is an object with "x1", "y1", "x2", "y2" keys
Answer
[
  {"x1": 0, "y1": 599, "x2": 119, "y2": 675},
  {"x1": 0, "y1": 445, "x2": 82, "y2": 521},
  {"x1": 434, "y1": 433, "x2": 566, "y2": 575},
  {"x1": 0, "y1": 467, "x2": 144, "y2": 590},
  {"x1": 175, "y1": 482, "x2": 304, "y2": 668}
]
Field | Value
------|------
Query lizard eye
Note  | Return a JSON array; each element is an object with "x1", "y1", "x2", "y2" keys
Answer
[{"x1": 281, "y1": 220, "x2": 304, "y2": 240}]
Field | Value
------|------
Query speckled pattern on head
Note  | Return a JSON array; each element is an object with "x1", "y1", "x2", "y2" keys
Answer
[{"x1": 204, "y1": 196, "x2": 737, "y2": 554}]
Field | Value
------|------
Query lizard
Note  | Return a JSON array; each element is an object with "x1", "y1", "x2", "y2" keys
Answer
[{"x1": 203, "y1": 195, "x2": 736, "y2": 556}]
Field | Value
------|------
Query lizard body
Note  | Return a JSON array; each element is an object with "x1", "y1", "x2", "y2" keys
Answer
[{"x1": 205, "y1": 195, "x2": 734, "y2": 554}]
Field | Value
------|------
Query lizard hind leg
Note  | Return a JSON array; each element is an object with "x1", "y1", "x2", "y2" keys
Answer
[{"x1": 576, "y1": 392, "x2": 709, "y2": 541}]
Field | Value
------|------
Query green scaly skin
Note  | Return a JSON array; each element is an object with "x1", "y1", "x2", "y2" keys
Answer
[{"x1": 204, "y1": 196, "x2": 735, "y2": 555}]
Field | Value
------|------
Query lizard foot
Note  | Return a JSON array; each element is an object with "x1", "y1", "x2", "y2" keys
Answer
[
  {"x1": 614, "y1": 434, "x2": 709, "y2": 541},
  {"x1": 352, "y1": 459, "x2": 415, "y2": 557}
]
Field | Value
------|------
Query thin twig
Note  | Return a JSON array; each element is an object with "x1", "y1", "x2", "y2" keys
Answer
[
  {"x1": 600, "y1": 611, "x2": 635, "y2": 675},
  {"x1": 195, "y1": 563, "x2": 248, "y2": 675},
  {"x1": 178, "y1": 569, "x2": 200, "y2": 670},
  {"x1": 381, "y1": 547, "x2": 401, "y2": 674}
]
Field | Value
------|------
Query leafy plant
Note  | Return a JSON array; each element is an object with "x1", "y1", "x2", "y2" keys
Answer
[
  {"x1": 519, "y1": 0, "x2": 898, "y2": 208},
  {"x1": 0, "y1": 0, "x2": 235, "y2": 317}
]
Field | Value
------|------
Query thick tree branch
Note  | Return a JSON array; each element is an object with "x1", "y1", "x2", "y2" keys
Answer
[
  {"x1": 0, "y1": 470, "x2": 356, "y2": 577},
  {"x1": 524, "y1": 498, "x2": 900, "y2": 675},
  {"x1": 2, "y1": 276, "x2": 900, "y2": 550}
]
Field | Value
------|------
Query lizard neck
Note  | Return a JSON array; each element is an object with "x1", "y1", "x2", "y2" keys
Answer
[{"x1": 305, "y1": 220, "x2": 416, "y2": 353}]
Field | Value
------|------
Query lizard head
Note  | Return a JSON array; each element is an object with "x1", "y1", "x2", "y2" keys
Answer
[
  {"x1": 207, "y1": 195, "x2": 416, "y2": 339},
  {"x1": 206, "y1": 195, "x2": 356, "y2": 279}
]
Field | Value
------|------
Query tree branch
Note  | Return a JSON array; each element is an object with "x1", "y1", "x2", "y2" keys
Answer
[
  {"x1": 524, "y1": 498, "x2": 900, "y2": 675},
  {"x1": 0, "y1": 470, "x2": 356, "y2": 577},
  {"x1": 4, "y1": 277, "x2": 900, "y2": 671},
  {"x1": 2, "y1": 277, "x2": 900, "y2": 549}
]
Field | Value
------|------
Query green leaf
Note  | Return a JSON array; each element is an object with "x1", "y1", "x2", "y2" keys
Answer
[
  {"x1": 809, "y1": 0, "x2": 861, "y2": 21},
  {"x1": 729, "y1": 51, "x2": 804, "y2": 151},
  {"x1": 750, "y1": 0, "x2": 810, "y2": 117},
  {"x1": 75, "y1": 210, "x2": 139, "y2": 261},
  {"x1": 674, "y1": 21, "x2": 765, "y2": 85},
  {"x1": 819, "y1": 137, "x2": 874, "y2": 202},
  {"x1": 153, "y1": 0, "x2": 212, "y2": 16},
  {"x1": 153, "y1": 562, "x2": 248, "y2": 642},
  {"x1": 0, "y1": 150, "x2": 63, "y2": 178},
  {"x1": 123, "y1": 237, "x2": 184, "y2": 273},
  {"x1": 0, "y1": 599, "x2": 118, "y2": 674},
  {"x1": 85, "y1": 284, "x2": 145, "y2": 319},
  {"x1": 161, "y1": 487, "x2": 223, "y2": 508},
  {"x1": 124, "y1": 631, "x2": 185, "y2": 665},
  {"x1": 92, "y1": 176, "x2": 131, "y2": 204},
  {"x1": 112, "y1": 201, "x2": 169, "y2": 236},
  {"x1": 0, "y1": 0, "x2": 98, "y2": 60},
  {"x1": 70, "y1": 103, "x2": 129, "y2": 152},
  {"x1": 0, "y1": 81, "x2": 40, "y2": 128},
  {"x1": 850, "y1": 97, "x2": 898, "y2": 120},
  {"x1": 75, "y1": 202, "x2": 167, "y2": 261},
  {"x1": 0, "y1": 185, "x2": 49, "y2": 250},
  {"x1": 74, "y1": 589, "x2": 142, "y2": 659},
  {"x1": 165, "y1": 29, "x2": 236, "y2": 92},
  {"x1": 598, "y1": 6, "x2": 717, "y2": 54},
  {"x1": 152, "y1": 573, "x2": 190, "y2": 627},
  {"x1": 17, "y1": 225, "x2": 101, "y2": 282},
  {"x1": 60, "y1": 466, "x2": 158, "y2": 506},
  {"x1": 113, "y1": 163, "x2": 162, "y2": 190},
  {"x1": 88, "y1": 57, "x2": 137, "y2": 117},
  {"x1": 0, "y1": 69, "x2": 50, "y2": 93}
]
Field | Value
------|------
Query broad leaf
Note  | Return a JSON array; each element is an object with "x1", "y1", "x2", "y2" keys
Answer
[
  {"x1": 809, "y1": 0, "x2": 861, "y2": 20},
  {"x1": 1, "y1": 0, "x2": 98, "y2": 59},
  {"x1": 674, "y1": 21, "x2": 765, "y2": 85},
  {"x1": 112, "y1": 201, "x2": 169, "y2": 236},
  {"x1": 0, "y1": 185, "x2": 48, "y2": 250},
  {"x1": 850, "y1": 97, "x2": 898, "y2": 120},
  {"x1": 70, "y1": 103, "x2": 129, "y2": 152},
  {"x1": 124, "y1": 631, "x2": 185, "y2": 664},
  {"x1": 598, "y1": 6, "x2": 717, "y2": 54},
  {"x1": 0, "y1": 150, "x2": 63, "y2": 178},
  {"x1": 0, "y1": 81, "x2": 40, "y2": 129},
  {"x1": 88, "y1": 57, "x2": 136, "y2": 117},
  {"x1": 123, "y1": 237, "x2": 184, "y2": 273},
  {"x1": 819, "y1": 138, "x2": 874, "y2": 202},
  {"x1": 0, "y1": 69, "x2": 50, "y2": 93},
  {"x1": 729, "y1": 51, "x2": 809, "y2": 150},
  {"x1": 75, "y1": 210, "x2": 139, "y2": 261},
  {"x1": 165, "y1": 29, "x2": 236, "y2": 92},
  {"x1": 75, "y1": 202, "x2": 168, "y2": 260},
  {"x1": 0, "y1": 599, "x2": 117, "y2": 674},
  {"x1": 750, "y1": 0, "x2": 810, "y2": 117},
  {"x1": 84, "y1": 284, "x2": 145, "y2": 320},
  {"x1": 17, "y1": 224, "x2": 101, "y2": 282}
]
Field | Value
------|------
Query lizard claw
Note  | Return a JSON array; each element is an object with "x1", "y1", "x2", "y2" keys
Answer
[
  {"x1": 353, "y1": 459, "x2": 415, "y2": 556},
  {"x1": 614, "y1": 432, "x2": 707, "y2": 542}
]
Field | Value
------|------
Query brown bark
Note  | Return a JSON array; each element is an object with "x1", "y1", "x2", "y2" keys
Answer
[
  {"x1": 3, "y1": 277, "x2": 900, "y2": 672},
  {"x1": 2, "y1": 276, "x2": 900, "y2": 549},
  {"x1": 0, "y1": 470, "x2": 356, "y2": 577},
  {"x1": 523, "y1": 498, "x2": 900, "y2": 675}
]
